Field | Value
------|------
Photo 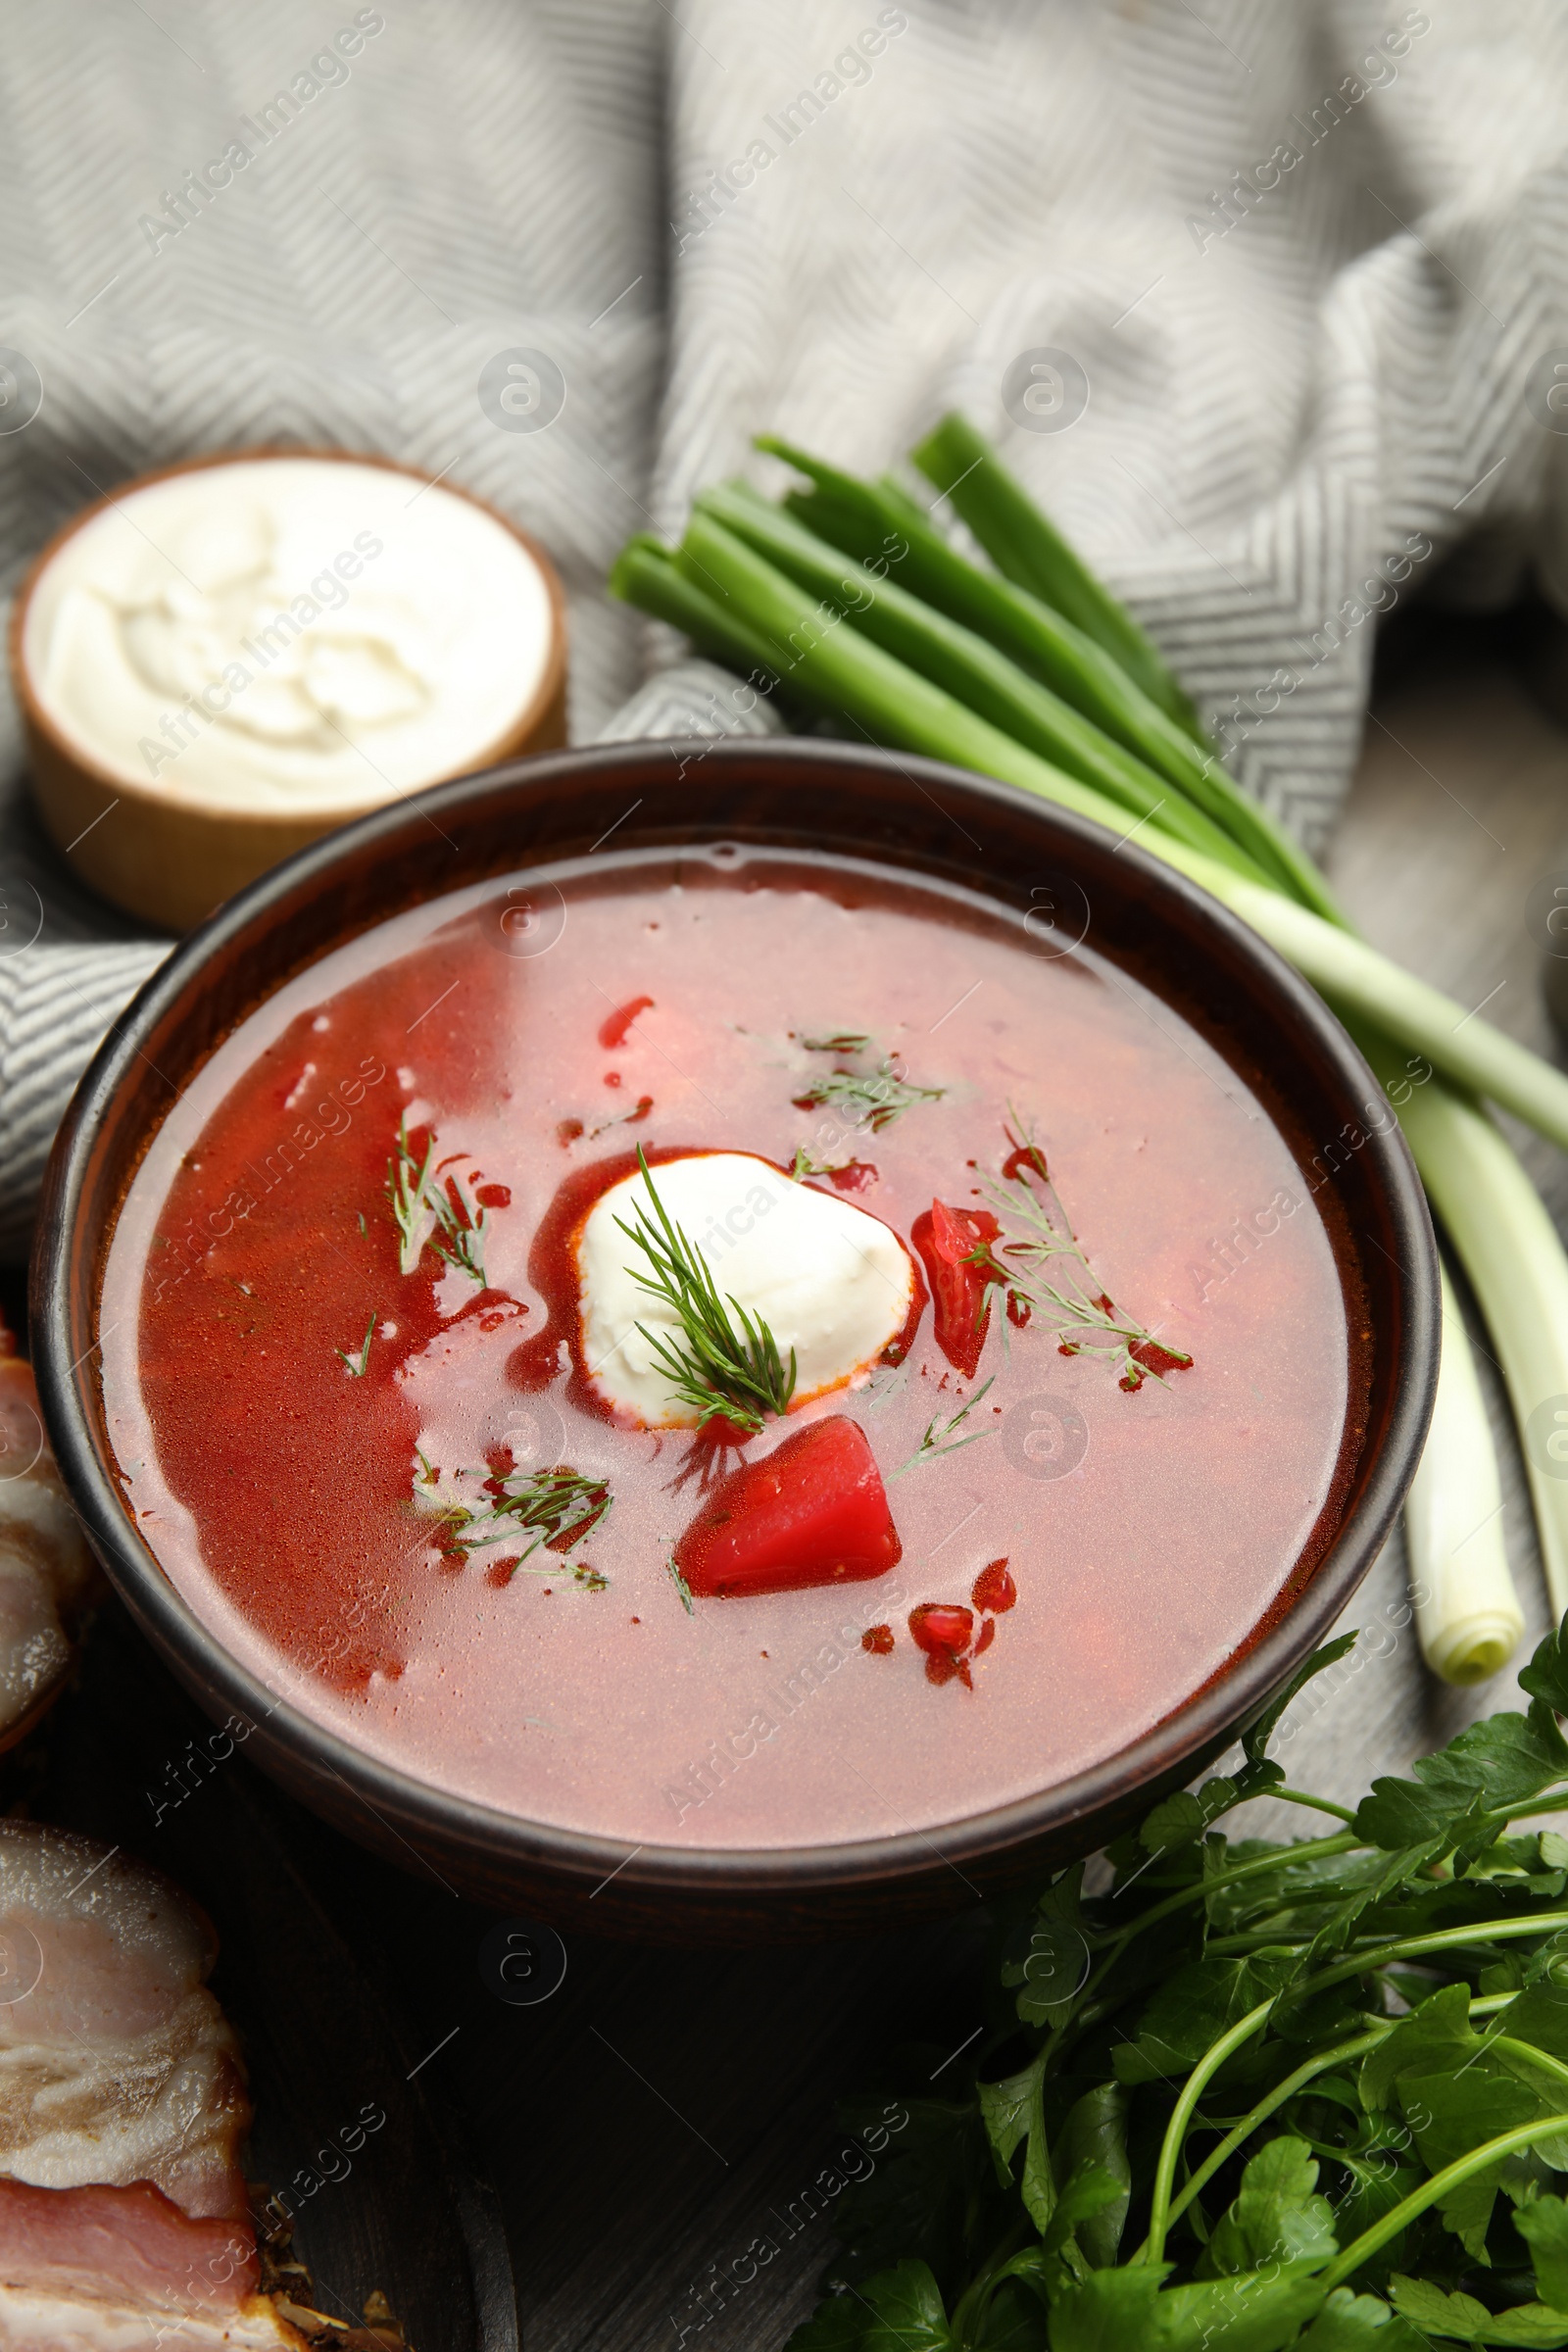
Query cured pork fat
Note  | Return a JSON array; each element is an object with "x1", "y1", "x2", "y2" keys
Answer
[
  {"x1": 0, "y1": 1823, "x2": 301, "y2": 2350},
  {"x1": 0, "y1": 1327, "x2": 98, "y2": 1749}
]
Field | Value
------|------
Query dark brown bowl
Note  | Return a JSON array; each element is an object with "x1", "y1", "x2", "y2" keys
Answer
[{"x1": 30, "y1": 740, "x2": 1438, "y2": 1943}]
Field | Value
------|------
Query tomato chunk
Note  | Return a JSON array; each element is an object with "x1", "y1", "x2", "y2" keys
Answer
[
  {"x1": 909, "y1": 1200, "x2": 1001, "y2": 1377},
  {"x1": 908, "y1": 1602, "x2": 975, "y2": 1657},
  {"x1": 597, "y1": 994, "x2": 654, "y2": 1049},
  {"x1": 674, "y1": 1416, "x2": 902, "y2": 1599},
  {"x1": 971, "y1": 1558, "x2": 1016, "y2": 1614}
]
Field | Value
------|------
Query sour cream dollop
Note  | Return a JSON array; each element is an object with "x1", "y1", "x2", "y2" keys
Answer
[
  {"x1": 21, "y1": 457, "x2": 555, "y2": 812},
  {"x1": 576, "y1": 1152, "x2": 916, "y2": 1428}
]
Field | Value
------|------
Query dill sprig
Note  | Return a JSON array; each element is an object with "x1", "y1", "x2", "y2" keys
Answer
[
  {"x1": 667, "y1": 1558, "x2": 696, "y2": 1616},
  {"x1": 335, "y1": 1312, "x2": 376, "y2": 1378},
  {"x1": 429, "y1": 1163, "x2": 489, "y2": 1285},
  {"x1": 789, "y1": 1142, "x2": 839, "y2": 1180},
  {"x1": 421, "y1": 1462, "x2": 612, "y2": 1579},
  {"x1": 975, "y1": 1113, "x2": 1193, "y2": 1393},
  {"x1": 386, "y1": 1118, "x2": 436, "y2": 1274},
  {"x1": 892, "y1": 1375, "x2": 997, "y2": 1476},
  {"x1": 615, "y1": 1148, "x2": 796, "y2": 1436},
  {"x1": 795, "y1": 1035, "x2": 944, "y2": 1132},
  {"x1": 802, "y1": 1030, "x2": 872, "y2": 1054},
  {"x1": 384, "y1": 1121, "x2": 490, "y2": 1286}
]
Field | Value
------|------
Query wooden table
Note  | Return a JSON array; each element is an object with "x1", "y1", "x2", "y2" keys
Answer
[{"x1": 16, "y1": 609, "x2": 1568, "y2": 2351}]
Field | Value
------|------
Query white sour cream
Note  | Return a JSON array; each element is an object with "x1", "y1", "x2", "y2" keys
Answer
[
  {"x1": 22, "y1": 457, "x2": 555, "y2": 812},
  {"x1": 576, "y1": 1152, "x2": 916, "y2": 1428}
]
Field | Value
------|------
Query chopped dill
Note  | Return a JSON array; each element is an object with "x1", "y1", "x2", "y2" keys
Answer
[
  {"x1": 893, "y1": 1376, "x2": 997, "y2": 1476},
  {"x1": 335, "y1": 1313, "x2": 376, "y2": 1378},
  {"x1": 418, "y1": 1463, "x2": 612, "y2": 1577},
  {"x1": 789, "y1": 1143, "x2": 838, "y2": 1180},
  {"x1": 616, "y1": 1148, "x2": 796, "y2": 1435},
  {"x1": 384, "y1": 1120, "x2": 491, "y2": 1285},
  {"x1": 794, "y1": 1035, "x2": 944, "y2": 1133},
  {"x1": 803, "y1": 1030, "x2": 872, "y2": 1055},
  {"x1": 386, "y1": 1117, "x2": 437, "y2": 1274},
  {"x1": 975, "y1": 1114, "x2": 1193, "y2": 1393},
  {"x1": 667, "y1": 1558, "x2": 695, "y2": 1616},
  {"x1": 429, "y1": 1163, "x2": 489, "y2": 1284}
]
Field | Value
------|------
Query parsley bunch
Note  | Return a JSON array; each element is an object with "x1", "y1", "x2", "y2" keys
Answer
[{"x1": 793, "y1": 1618, "x2": 1568, "y2": 2352}]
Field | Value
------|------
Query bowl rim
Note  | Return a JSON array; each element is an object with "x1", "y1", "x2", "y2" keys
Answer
[
  {"x1": 31, "y1": 736, "x2": 1439, "y2": 1897},
  {"x1": 7, "y1": 443, "x2": 568, "y2": 832}
]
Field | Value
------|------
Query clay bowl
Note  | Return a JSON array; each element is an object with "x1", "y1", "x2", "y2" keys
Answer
[
  {"x1": 10, "y1": 446, "x2": 567, "y2": 933},
  {"x1": 30, "y1": 740, "x2": 1438, "y2": 1942}
]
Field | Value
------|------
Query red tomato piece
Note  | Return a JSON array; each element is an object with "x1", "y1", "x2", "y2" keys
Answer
[
  {"x1": 971, "y1": 1558, "x2": 1016, "y2": 1614},
  {"x1": 829, "y1": 1161, "x2": 879, "y2": 1195},
  {"x1": 973, "y1": 1618, "x2": 996, "y2": 1657},
  {"x1": 1003, "y1": 1139, "x2": 1050, "y2": 1185},
  {"x1": 909, "y1": 1200, "x2": 1002, "y2": 1378},
  {"x1": 861, "y1": 1623, "x2": 895, "y2": 1655},
  {"x1": 1120, "y1": 1336, "x2": 1196, "y2": 1393},
  {"x1": 597, "y1": 994, "x2": 654, "y2": 1049},
  {"x1": 907, "y1": 1602, "x2": 975, "y2": 1656},
  {"x1": 673, "y1": 1416, "x2": 903, "y2": 1599}
]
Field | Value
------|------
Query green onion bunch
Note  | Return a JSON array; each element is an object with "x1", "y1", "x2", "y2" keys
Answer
[{"x1": 611, "y1": 415, "x2": 1568, "y2": 1684}]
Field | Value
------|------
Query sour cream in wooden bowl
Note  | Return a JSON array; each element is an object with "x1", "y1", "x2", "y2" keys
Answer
[{"x1": 12, "y1": 450, "x2": 566, "y2": 930}]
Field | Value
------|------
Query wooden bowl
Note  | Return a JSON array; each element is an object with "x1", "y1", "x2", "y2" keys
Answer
[
  {"x1": 30, "y1": 741, "x2": 1439, "y2": 1943},
  {"x1": 10, "y1": 448, "x2": 567, "y2": 933}
]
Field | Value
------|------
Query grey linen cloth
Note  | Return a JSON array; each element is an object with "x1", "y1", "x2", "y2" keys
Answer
[{"x1": 0, "y1": 0, "x2": 1564, "y2": 1786}]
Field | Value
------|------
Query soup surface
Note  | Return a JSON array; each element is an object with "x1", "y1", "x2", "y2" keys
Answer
[{"x1": 99, "y1": 849, "x2": 1362, "y2": 1851}]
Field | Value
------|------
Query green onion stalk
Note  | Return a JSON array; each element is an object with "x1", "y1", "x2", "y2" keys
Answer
[
  {"x1": 1358, "y1": 1043, "x2": 1568, "y2": 1629},
  {"x1": 611, "y1": 419, "x2": 1568, "y2": 1680},
  {"x1": 908, "y1": 409, "x2": 1211, "y2": 749},
  {"x1": 1394, "y1": 1255, "x2": 1524, "y2": 1685}
]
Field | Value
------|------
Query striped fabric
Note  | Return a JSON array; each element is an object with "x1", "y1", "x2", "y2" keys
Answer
[
  {"x1": 1, "y1": 0, "x2": 1565, "y2": 1261},
  {"x1": 0, "y1": 661, "x2": 775, "y2": 1258}
]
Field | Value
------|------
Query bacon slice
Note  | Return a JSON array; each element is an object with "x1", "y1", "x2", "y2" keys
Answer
[
  {"x1": 0, "y1": 2284, "x2": 303, "y2": 2351},
  {"x1": 0, "y1": 1335, "x2": 101, "y2": 1748},
  {"x1": 0, "y1": 2180, "x2": 305, "y2": 2348},
  {"x1": 0, "y1": 1822, "x2": 252, "y2": 2222}
]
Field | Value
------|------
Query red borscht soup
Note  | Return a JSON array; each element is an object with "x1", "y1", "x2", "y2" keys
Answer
[{"x1": 98, "y1": 849, "x2": 1365, "y2": 1850}]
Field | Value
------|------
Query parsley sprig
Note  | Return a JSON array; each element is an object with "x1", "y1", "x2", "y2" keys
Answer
[
  {"x1": 974, "y1": 1113, "x2": 1192, "y2": 1393},
  {"x1": 787, "y1": 1613, "x2": 1568, "y2": 2352},
  {"x1": 616, "y1": 1149, "x2": 796, "y2": 1436}
]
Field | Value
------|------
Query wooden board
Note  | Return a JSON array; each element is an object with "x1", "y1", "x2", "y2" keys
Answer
[{"x1": 1, "y1": 1600, "x2": 519, "y2": 2352}]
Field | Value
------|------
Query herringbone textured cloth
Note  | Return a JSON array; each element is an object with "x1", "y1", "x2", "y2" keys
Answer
[{"x1": 2, "y1": 0, "x2": 1567, "y2": 1259}]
